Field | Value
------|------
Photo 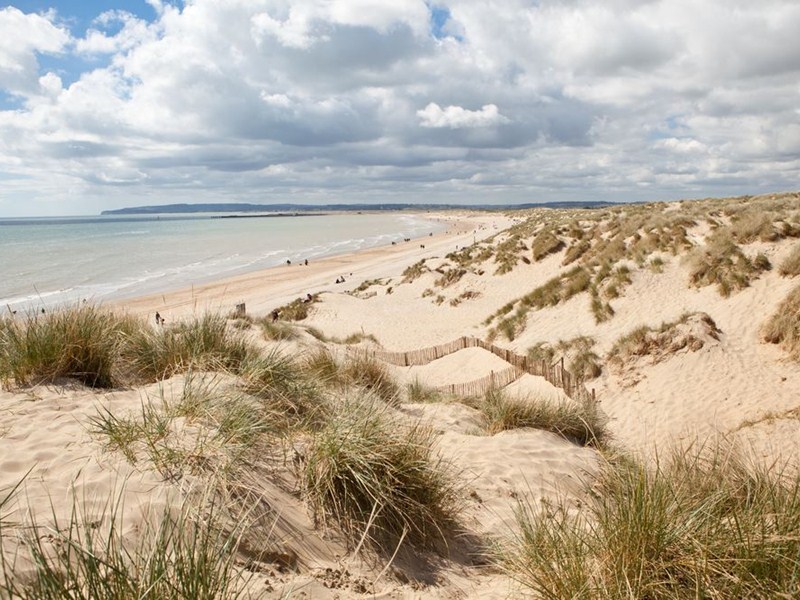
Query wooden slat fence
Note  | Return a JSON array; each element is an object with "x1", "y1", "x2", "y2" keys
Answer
[
  {"x1": 435, "y1": 366, "x2": 523, "y2": 398},
  {"x1": 351, "y1": 335, "x2": 597, "y2": 403}
]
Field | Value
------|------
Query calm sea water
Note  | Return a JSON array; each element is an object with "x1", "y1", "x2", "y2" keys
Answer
[{"x1": 0, "y1": 213, "x2": 442, "y2": 311}]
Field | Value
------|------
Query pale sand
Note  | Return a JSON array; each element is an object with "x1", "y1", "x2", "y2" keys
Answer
[{"x1": 3, "y1": 201, "x2": 800, "y2": 597}]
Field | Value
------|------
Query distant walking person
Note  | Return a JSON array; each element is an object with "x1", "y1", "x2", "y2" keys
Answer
[{"x1": 155, "y1": 312, "x2": 161, "y2": 325}]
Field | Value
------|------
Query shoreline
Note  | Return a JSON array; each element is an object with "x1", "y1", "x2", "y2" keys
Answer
[{"x1": 115, "y1": 212, "x2": 512, "y2": 321}]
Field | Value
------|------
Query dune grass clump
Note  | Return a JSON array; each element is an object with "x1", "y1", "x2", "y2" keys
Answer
[
  {"x1": 401, "y1": 259, "x2": 429, "y2": 283},
  {"x1": 123, "y1": 313, "x2": 252, "y2": 383},
  {"x1": 762, "y1": 283, "x2": 800, "y2": 360},
  {"x1": 340, "y1": 353, "x2": 399, "y2": 403},
  {"x1": 779, "y1": 242, "x2": 800, "y2": 277},
  {"x1": 406, "y1": 378, "x2": 441, "y2": 403},
  {"x1": 275, "y1": 295, "x2": 318, "y2": 321},
  {"x1": 0, "y1": 493, "x2": 251, "y2": 600},
  {"x1": 688, "y1": 234, "x2": 770, "y2": 296},
  {"x1": 259, "y1": 319, "x2": 300, "y2": 341},
  {"x1": 238, "y1": 350, "x2": 323, "y2": 429},
  {"x1": 608, "y1": 312, "x2": 721, "y2": 368},
  {"x1": 0, "y1": 305, "x2": 135, "y2": 388},
  {"x1": 477, "y1": 389, "x2": 606, "y2": 447},
  {"x1": 302, "y1": 395, "x2": 462, "y2": 551},
  {"x1": 531, "y1": 229, "x2": 566, "y2": 261},
  {"x1": 505, "y1": 447, "x2": 800, "y2": 599},
  {"x1": 434, "y1": 266, "x2": 467, "y2": 288}
]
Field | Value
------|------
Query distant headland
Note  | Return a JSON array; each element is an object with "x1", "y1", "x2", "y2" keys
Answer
[{"x1": 101, "y1": 201, "x2": 617, "y2": 215}]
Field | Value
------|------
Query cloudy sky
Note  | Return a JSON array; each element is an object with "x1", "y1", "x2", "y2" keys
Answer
[{"x1": 1, "y1": 0, "x2": 799, "y2": 216}]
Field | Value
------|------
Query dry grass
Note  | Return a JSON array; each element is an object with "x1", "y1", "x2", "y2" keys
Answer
[
  {"x1": 401, "y1": 259, "x2": 429, "y2": 283},
  {"x1": 302, "y1": 394, "x2": 462, "y2": 552},
  {"x1": 477, "y1": 389, "x2": 607, "y2": 447},
  {"x1": 0, "y1": 305, "x2": 134, "y2": 388},
  {"x1": 0, "y1": 491, "x2": 253, "y2": 600},
  {"x1": 762, "y1": 283, "x2": 800, "y2": 360},
  {"x1": 608, "y1": 312, "x2": 721, "y2": 367},
  {"x1": 531, "y1": 229, "x2": 566, "y2": 261},
  {"x1": 505, "y1": 445, "x2": 800, "y2": 599},
  {"x1": 688, "y1": 233, "x2": 770, "y2": 296},
  {"x1": 779, "y1": 242, "x2": 800, "y2": 277}
]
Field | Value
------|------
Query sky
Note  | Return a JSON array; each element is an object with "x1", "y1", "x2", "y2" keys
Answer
[{"x1": 1, "y1": 1, "x2": 799, "y2": 216}]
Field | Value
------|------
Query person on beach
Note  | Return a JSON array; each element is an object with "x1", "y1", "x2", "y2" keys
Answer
[
  {"x1": 155, "y1": 312, "x2": 161, "y2": 325},
  {"x1": 304, "y1": 259, "x2": 308, "y2": 266},
  {"x1": 271, "y1": 309, "x2": 279, "y2": 322}
]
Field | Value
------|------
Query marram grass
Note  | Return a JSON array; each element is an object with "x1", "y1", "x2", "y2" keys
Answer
[
  {"x1": 302, "y1": 393, "x2": 462, "y2": 553},
  {"x1": 504, "y1": 446, "x2": 800, "y2": 599}
]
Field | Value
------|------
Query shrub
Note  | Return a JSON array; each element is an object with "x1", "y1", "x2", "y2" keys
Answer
[
  {"x1": 762, "y1": 284, "x2": 800, "y2": 360},
  {"x1": 302, "y1": 395, "x2": 462, "y2": 551}
]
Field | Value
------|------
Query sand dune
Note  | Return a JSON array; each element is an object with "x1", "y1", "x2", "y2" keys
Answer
[{"x1": 3, "y1": 193, "x2": 800, "y2": 597}]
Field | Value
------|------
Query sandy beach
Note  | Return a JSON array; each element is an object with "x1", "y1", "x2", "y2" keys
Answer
[{"x1": 2, "y1": 193, "x2": 800, "y2": 598}]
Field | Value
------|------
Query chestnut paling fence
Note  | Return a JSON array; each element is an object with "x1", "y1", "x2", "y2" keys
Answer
[{"x1": 352, "y1": 335, "x2": 596, "y2": 402}]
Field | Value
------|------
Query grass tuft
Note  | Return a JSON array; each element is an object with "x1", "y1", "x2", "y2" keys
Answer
[
  {"x1": 505, "y1": 446, "x2": 800, "y2": 599},
  {"x1": 0, "y1": 492, "x2": 252, "y2": 600},
  {"x1": 779, "y1": 242, "x2": 800, "y2": 277},
  {"x1": 302, "y1": 394, "x2": 462, "y2": 552},
  {"x1": 478, "y1": 389, "x2": 607, "y2": 447},
  {"x1": 762, "y1": 283, "x2": 800, "y2": 360},
  {"x1": 0, "y1": 305, "x2": 133, "y2": 388}
]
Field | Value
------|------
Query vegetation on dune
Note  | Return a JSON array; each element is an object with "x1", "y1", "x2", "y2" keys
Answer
[
  {"x1": 406, "y1": 378, "x2": 441, "y2": 403},
  {"x1": 762, "y1": 283, "x2": 800, "y2": 360},
  {"x1": 0, "y1": 494, "x2": 253, "y2": 600},
  {"x1": 401, "y1": 259, "x2": 429, "y2": 283},
  {"x1": 302, "y1": 394, "x2": 462, "y2": 552},
  {"x1": 274, "y1": 294, "x2": 319, "y2": 321},
  {"x1": 526, "y1": 336, "x2": 602, "y2": 381},
  {"x1": 123, "y1": 313, "x2": 253, "y2": 382},
  {"x1": 259, "y1": 318, "x2": 301, "y2": 341},
  {"x1": 505, "y1": 446, "x2": 800, "y2": 599},
  {"x1": 779, "y1": 241, "x2": 800, "y2": 277},
  {"x1": 688, "y1": 233, "x2": 771, "y2": 297},
  {"x1": 482, "y1": 194, "x2": 799, "y2": 337},
  {"x1": 0, "y1": 305, "x2": 133, "y2": 388},
  {"x1": 475, "y1": 388, "x2": 607, "y2": 447},
  {"x1": 608, "y1": 312, "x2": 721, "y2": 368}
]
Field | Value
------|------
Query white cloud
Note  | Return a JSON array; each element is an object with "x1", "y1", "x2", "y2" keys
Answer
[
  {"x1": 417, "y1": 103, "x2": 509, "y2": 128},
  {"x1": 0, "y1": 7, "x2": 70, "y2": 96},
  {"x1": 0, "y1": 0, "x2": 799, "y2": 215}
]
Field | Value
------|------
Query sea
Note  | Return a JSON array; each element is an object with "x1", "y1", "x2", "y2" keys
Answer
[{"x1": 0, "y1": 212, "x2": 443, "y2": 312}]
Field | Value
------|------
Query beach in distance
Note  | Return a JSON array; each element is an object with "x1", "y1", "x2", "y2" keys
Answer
[
  {"x1": 0, "y1": 211, "x2": 445, "y2": 312},
  {"x1": 2, "y1": 193, "x2": 800, "y2": 599}
]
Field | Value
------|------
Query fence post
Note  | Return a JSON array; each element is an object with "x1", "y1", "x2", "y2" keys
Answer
[{"x1": 403, "y1": 352, "x2": 409, "y2": 367}]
